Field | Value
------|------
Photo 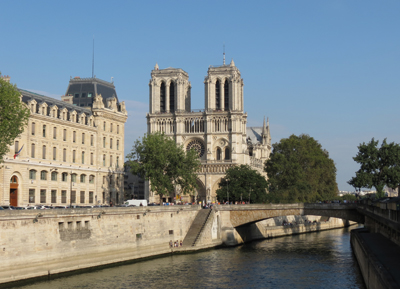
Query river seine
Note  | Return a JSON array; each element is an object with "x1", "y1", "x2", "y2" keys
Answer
[{"x1": 14, "y1": 226, "x2": 365, "y2": 289}]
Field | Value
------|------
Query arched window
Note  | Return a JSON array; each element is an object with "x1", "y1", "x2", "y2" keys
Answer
[
  {"x1": 224, "y1": 80, "x2": 229, "y2": 111},
  {"x1": 31, "y1": 143, "x2": 35, "y2": 158},
  {"x1": 42, "y1": 145, "x2": 46, "y2": 159},
  {"x1": 80, "y1": 174, "x2": 86, "y2": 183},
  {"x1": 29, "y1": 170, "x2": 36, "y2": 180},
  {"x1": 71, "y1": 173, "x2": 77, "y2": 183},
  {"x1": 160, "y1": 82, "x2": 166, "y2": 112},
  {"x1": 89, "y1": 175, "x2": 95, "y2": 184},
  {"x1": 215, "y1": 80, "x2": 220, "y2": 110},
  {"x1": 216, "y1": 148, "x2": 221, "y2": 161},
  {"x1": 40, "y1": 170, "x2": 47, "y2": 180},
  {"x1": 62, "y1": 172, "x2": 68, "y2": 182},
  {"x1": 169, "y1": 81, "x2": 175, "y2": 112},
  {"x1": 225, "y1": 147, "x2": 230, "y2": 160},
  {"x1": 51, "y1": 171, "x2": 58, "y2": 181}
]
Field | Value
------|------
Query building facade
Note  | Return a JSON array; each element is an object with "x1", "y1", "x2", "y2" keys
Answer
[
  {"x1": 0, "y1": 76, "x2": 127, "y2": 207},
  {"x1": 147, "y1": 60, "x2": 271, "y2": 203}
]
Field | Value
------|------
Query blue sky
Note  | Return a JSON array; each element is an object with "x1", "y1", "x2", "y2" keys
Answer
[{"x1": 1, "y1": 1, "x2": 399, "y2": 191}]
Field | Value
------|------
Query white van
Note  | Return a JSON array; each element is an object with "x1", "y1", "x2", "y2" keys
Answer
[{"x1": 125, "y1": 199, "x2": 148, "y2": 207}]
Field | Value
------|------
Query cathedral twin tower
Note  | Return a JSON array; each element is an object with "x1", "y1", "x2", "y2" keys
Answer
[
  {"x1": 149, "y1": 59, "x2": 243, "y2": 114},
  {"x1": 147, "y1": 60, "x2": 270, "y2": 204}
]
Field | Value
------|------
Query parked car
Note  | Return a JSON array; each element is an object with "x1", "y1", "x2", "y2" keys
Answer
[
  {"x1": 0, "y1": 206, "x2": 4, "y2": 210},
  {"x1": 1, "y1": 206, "x2": 16, "y2": 210}
]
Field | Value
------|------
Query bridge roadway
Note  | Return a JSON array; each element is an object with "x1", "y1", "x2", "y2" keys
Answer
[{"x1": 214, "y1": 203, "x2": 365, "y2": 227}]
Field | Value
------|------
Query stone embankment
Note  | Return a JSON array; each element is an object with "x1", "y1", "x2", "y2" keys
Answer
[
  {"x1": 0, "y1": 206, "x2": 352, "y2": 287},
  {"x1": 350, "y1": 202, "x2": 400, "y2": 289}
]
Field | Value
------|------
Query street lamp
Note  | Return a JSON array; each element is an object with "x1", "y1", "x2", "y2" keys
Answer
[
  {"x1": 70, "y1": 171, "x2": 73, "y2": 208},
  {"x1": 226, "y1": 177, "x2": 229, "y2": 204},
  {"x1": 249, "y1": 184, "x2": 251, "y2": 204}
]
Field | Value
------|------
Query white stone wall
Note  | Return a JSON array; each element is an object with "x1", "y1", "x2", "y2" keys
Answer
[{"x1": 0, "y1": 206, "x2": 199, "y2": 284}]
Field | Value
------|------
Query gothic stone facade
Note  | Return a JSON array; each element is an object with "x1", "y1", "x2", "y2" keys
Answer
[
  {"x1": 0, "y1": 77, "x2": 127, "y2": 207},
  {"x1": 147, "y1": 60, "x2": 271, "y2": 203}
]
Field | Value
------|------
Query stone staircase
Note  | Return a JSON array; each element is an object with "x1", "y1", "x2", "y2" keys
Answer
[{"x1": 183, "y1": 209, "x2": 212, "y2": 247}]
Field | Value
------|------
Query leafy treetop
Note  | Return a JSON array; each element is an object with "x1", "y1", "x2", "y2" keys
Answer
[
  {"x1": 264, "y1": 134, "x2": 338, "y2": 203},
  {"x1": 0, "y1": 75, "x2": 30, "y2": 163},
  {"x1": 216, "y1": 165, "x2": 268, "y2": 204},
  {"x1": 348, "y1": 138, "x2": 400, "y2": 198},
  {"x1": 126, "y1": 132, "x2": 201, "y2": 197}
]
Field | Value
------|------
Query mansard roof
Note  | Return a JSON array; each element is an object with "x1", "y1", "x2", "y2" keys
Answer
[
  {"x1": 19, "y1": 88, "x2": 92, "y2": 116},
  {"x1": 65, "y1": 77, "x2": 119, "y2": 107},
  {"x1": 247, "y1": 127, "x2": 263, "y2": 144}
]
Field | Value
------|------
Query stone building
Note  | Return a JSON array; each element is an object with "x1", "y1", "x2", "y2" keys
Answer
[
  {"x1": 0, "y1": 76, "x2": 127, "y2": 207},
  {"x1": 147, "y1": 60, "x2": 271, "y2": 203}
]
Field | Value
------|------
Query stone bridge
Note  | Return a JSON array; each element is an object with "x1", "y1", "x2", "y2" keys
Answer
[{"x1": 214, "y1": 203, "x2": 365, "y2": 227}]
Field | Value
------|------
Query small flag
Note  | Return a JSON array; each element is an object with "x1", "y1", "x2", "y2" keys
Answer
[{"x1": 14, "y1": 145, "x2": 24, "y2": 159}]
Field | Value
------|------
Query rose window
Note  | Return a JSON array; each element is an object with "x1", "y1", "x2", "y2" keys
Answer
[{"x1": 186, "y1": 140, "x2": 205, "y2": 158}]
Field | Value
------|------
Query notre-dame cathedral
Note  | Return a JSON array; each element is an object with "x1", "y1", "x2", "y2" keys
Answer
[{"x1": 147, "y1": 59, "x2": 271, "y2": 204}]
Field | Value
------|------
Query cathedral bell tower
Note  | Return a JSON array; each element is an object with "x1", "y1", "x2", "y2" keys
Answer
[
  {"x1": 149, "y1": 64, "x2": 191, "y2": 114},
  {"x1": 204, "y1": 59, "x2": 244, "y2": 112}
]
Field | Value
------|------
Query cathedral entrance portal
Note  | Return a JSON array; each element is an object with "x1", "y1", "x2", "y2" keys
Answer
[
  {"x1": 10, "y1": 176, "x2": 19, "y2": 207},
  {"x1": 196, "y1": 179, "x2": 206, "y2": 204}
]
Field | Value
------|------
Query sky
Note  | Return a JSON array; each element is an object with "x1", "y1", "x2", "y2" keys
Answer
[{"x1": 1, "y1": 1, "x2": 399, "y2": 191}]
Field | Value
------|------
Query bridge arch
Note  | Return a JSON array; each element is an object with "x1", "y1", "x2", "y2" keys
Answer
[{"x1": 215, "y1": 204, "x2": 365, "y2": 228}]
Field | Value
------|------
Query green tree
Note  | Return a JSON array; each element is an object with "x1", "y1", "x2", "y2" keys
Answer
[
  {"x1": 0, "y1": 75, "x2": 30, "y2": 163},
  {"x1": 264, "y1": 134, "x2": 338, "y2": 203},
  {"x1": 126, "y1": 132, "x2": 201, "y2": 197},
  {"x1": 348, "y1": 138, "x2": 400, "y2": 198},
  {"x1": 216, "y1": 165, "x2": 268, "y2": 203}
]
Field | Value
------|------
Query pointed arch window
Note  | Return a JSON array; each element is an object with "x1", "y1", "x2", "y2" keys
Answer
[
  {"x1": 216, "y1": 148, "x2": 221, "y2": 161},
  {"x1": 215, "y1": 80, "x2": 221, "y2": 110},
  {"x1": 225, "y1": 147, "x2": 230, "y2": 160},
  {"x1": 169, "y1": 81, "x2": 175, "y2": 112},
  {"x1": 160, "y1": 82, "x2": 166, "y2": 112},
  {"x1": 224, "y1": 80, "x2": 229, "y2": 111}
]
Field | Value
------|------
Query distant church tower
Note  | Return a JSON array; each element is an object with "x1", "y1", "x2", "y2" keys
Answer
[
  {"x1": 148, "y1": 64, "x2": 191, "y2": 115},
  {"x1": 147, "y1": 59, "x2": 270, "y2": 204},
  {"x1": 204, "y1": 59, "x2": 243, "y2": 112}
]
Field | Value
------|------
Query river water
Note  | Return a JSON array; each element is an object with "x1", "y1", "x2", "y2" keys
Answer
[{"x1": 14, "y1": 226, "x2": 365, "y2": 289}]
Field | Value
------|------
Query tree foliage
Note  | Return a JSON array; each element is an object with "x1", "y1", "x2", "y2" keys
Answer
[
  {"x1": 0, "y1": 75, "x2": 30, "y2": 162},
  {"x1": 348, "y1": 138, "x2": 400, "y2": 198},
  {"x1": 264, "y1": 134, "x2": 338, "y2": 203},
  {"x1": 216, "y1": 165, "x2": 268, "y2": 203},
  {"x1": 126, "y1": 132, "x2": 201, "y2": 196}
]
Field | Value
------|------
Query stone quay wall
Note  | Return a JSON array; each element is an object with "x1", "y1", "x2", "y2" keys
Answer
[
  {"x1": 0, "y1": 205, "x2": 356, "y2": 286},
  {"x1": 0, "y1": 206, "x2": 200, "y2": 285}
]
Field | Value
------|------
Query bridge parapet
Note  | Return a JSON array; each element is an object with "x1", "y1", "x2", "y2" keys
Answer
[{"x1": 214, "y1": 203, "x2": 363, "y2": 227}]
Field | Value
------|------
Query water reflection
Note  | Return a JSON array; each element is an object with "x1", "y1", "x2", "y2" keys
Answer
[{"x1": 13, "y1": 226, "x2": 365, "y2": 289}]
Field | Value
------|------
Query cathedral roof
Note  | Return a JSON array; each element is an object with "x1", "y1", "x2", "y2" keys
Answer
[{"x1": 247, "y1": 127, "x2": 263, "y2": 144}]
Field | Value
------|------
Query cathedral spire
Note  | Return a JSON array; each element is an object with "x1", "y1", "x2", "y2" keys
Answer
[
  {"x1": 262, "y1": 116, "x2": 267, "y2": 135},
  {"x1": 223, "y1": 44, "x2": 225, "y2": 65},
  {"x1": 262, "y1": 116, "x2": 271, "y2": 146},
  {"x1": 154, "y1": 63, "x2": 159, "y2": 70}
]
